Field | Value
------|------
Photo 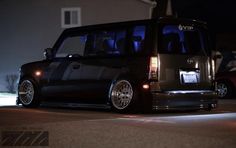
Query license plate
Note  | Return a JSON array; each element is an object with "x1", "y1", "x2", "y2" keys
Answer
[{"x1": 182, "y1": 73, "x2": 198, "y2": 83}]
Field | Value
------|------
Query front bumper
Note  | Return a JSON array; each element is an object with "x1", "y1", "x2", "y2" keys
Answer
[{"x1": 152, "y1": 90, "x2": 218, "y2": 110}]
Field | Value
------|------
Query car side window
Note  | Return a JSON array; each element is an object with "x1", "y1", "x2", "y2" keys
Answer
[
  {"x1": 56, "y1": 34, "x2": 87, "y2": 58},
  {"x1": 84, "y1": 29, "x2": 126, "y2": 56},
  {"x1": 131, "y1": 25, "x2": 146, "y2": 54}
]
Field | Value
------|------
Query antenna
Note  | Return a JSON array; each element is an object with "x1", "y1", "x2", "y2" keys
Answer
[{"x1": 166, "y1": 0, "x2": 173, "y2": 16}]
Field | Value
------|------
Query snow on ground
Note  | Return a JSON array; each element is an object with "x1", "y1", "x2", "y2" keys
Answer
[{"x1": 0, "y1": 93, "x2": 16, "y2": 106}]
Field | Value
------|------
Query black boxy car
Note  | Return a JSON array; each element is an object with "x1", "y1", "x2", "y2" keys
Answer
[{"x1": 17, "y1": 17, "x2": 217, "y2": 112}]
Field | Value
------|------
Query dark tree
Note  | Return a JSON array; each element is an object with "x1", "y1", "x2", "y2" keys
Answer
[{"x1": 5, "y1": 74, "x2": 18, "y2": 93}]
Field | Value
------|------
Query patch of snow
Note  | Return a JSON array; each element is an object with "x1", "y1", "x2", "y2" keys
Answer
[{"x1": 0, "y1": 93, "x2": 16, "y2": 106}]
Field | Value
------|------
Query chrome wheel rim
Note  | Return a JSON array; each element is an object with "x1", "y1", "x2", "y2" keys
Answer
[
  {"x1": 19, "y1": 80, "x2": 35, "y2": 105},
  {"x1": 217, "y1": 83, "x2": 228, "y2": 98},
  {"x1": 111, "y1": 80, "x2": 133, "y2": 110}
]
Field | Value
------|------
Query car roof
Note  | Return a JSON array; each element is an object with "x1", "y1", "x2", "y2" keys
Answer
[{"x1": 62, "y1": 17, "x2": 207, "y2": 34}]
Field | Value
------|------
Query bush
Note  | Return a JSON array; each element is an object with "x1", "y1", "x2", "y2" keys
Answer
[{"x1": 5, "y1": 74, "x2": 18, "y2": 93}]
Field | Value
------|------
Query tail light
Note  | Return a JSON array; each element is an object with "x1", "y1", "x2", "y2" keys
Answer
[
  {"x1": 211, "y1": 59, "x2": 215, "y2": 80},
  {"x1": 207, "y1": 59, "x2": 215, "y2": 81},
  {"x1": 149, "y1": 56, "x2": 158, "y2": 79}
]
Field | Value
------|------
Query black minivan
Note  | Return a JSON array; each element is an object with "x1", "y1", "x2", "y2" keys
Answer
[{"x1": 17, "y1": 17, "x2": 217, "y2": 112}]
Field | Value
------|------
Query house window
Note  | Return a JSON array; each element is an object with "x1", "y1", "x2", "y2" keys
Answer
[{"x1": 61, "y1": 8, "x2": 81, "y2": 28}]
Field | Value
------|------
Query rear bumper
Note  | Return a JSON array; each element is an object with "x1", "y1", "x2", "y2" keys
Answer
[{"x1": 152, "y1": 90, "x2": 218, "y2": 110}]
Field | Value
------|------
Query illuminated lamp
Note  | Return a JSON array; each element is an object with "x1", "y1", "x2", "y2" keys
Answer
[
  {"x1": 142, "y1": 84, "x2": 150, "y2": 90},
  {"x1": 35, "y1": 70, "x2": 42, "y2": 77}
]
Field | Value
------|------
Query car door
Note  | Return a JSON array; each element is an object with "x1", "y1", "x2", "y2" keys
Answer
[
  {"x1": 157, "y1": 23, "x2": 213, "y2": 91},
  {"x1": 41, "y1": 32, "x2": 87, "y2": 103}
]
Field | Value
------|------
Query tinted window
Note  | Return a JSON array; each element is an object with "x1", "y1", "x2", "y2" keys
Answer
[
  {"x1": 84, "y1": 29, "x2": 126, "y2": 56},
  {"x1": 159, "y1": 24, "x2": 209, "y2": 55},
  {"x1": 131, "y1": 26, "x2": 146, "y2": 54},
  {"x1": 56, "y1": 34, "x2": 87, "y2": 57}
]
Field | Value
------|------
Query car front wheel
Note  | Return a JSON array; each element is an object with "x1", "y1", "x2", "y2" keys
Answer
[{"x1": 18, "y1": 78, "x2": 40, "y2": 107}]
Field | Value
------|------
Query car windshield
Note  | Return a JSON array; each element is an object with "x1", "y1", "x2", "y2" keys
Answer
[{"x1": 158, "y1": 24, "x2": 210, "y2": 55}]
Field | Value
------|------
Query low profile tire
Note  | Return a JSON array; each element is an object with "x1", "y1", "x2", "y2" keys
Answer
[
  {"x1": 110, "y1": 80, "x2": 139, "y2": 113},
  {"x1": 18, "y1": 78, "x2": 40, "y2": 107},
  {"x1": 217, "y1": 81, "x2": 233, "y2": 99}
]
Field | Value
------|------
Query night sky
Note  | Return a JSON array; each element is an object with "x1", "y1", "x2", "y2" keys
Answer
[{"x1": 172, "y1": 0, "x2": 236, "y2": 33}]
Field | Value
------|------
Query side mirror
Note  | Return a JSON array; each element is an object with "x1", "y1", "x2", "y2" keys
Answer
[{"x1": 44, "y1": 48, "x2": 53, "y2": 60}]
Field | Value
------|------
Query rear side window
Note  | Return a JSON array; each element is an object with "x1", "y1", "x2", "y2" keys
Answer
[
  {"x1": 159, "y1": 24, "x2": 209, "y2": 55},
  {"x1": 84, "y1": 29, "x2": 127, "y2": 56}
]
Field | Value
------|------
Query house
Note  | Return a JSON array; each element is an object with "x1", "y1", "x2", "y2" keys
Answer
[{"x1": 0, "y1": 0, "x2": 154, "y2": 92}]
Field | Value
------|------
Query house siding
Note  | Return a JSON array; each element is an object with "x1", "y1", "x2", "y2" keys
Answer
[{"x1": 0, "y1": 0, "x2": 150, "y2": 91}]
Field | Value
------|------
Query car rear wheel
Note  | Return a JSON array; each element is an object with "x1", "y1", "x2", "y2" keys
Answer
[
  {"x1": 110, "y1": 80, "x2": 138, "y2": 113},
  {"x1": 217, "y1": 81, "x2": 232, "y2": 99},
  {"x1": 18, "y1": 79, "x2": 40, "y2": 107}
]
